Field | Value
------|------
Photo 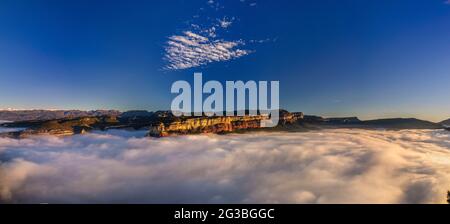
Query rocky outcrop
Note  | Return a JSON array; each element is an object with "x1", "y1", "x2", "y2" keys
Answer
[
  {"x1": 148, "y1": 115, "x2": 267, "y2": 137},
  {"x1": 148, "y1": 111, "x2": 304, "y2": 137},
  {"x1": 0, "y1": 116, "x2": 119, "y2": 138},
  {"x1": 280, "y1": 110, "x2": 304, "y2": 124},
  {"x1": 1, "y1": 110, "x2": 307, "y2": 138},
  {"x1": 4, "y1": 109, "x2": 444, "y2": 138}
]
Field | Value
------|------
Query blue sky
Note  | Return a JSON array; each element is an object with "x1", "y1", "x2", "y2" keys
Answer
[{"x1": 0, "y1": 0, "x2": 449, "y2": 121}]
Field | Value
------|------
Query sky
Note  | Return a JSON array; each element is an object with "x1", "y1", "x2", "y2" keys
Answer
[{"x1": 0, "y1": 0, "x2": 449, "y2": 122}]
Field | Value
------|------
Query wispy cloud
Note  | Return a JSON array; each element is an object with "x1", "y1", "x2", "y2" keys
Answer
[
  {"x1": 218, "y1": 17, "x2": 234, "y2": 28},
  {"x1": 163, "y1": 0, "x2": 265, "y2": 70},
  {"x1": 164, "y1": 31, "x2": 250, "y2": 70},
  {"x1": 240, "y1": 0, "x2": 257, "y2": 7}
]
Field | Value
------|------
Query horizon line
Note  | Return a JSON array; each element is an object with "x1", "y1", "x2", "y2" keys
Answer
[{"x1": 0, "y1": 107, "x2": 448, "y2": 123}]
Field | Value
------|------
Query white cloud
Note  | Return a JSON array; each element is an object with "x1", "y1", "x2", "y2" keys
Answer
[
  {"x1": 239, "y1": 0, "x2": 257, "y2": 7},
  {"x1": 1, "y1": 129, "x2": 450, "y2": 203},
  {"x1": 163, "y1": 0, "x2": 268, "y2": 70},
  {"x1": 218, "y1": 17, "x2": 234, "y2": 28},
  {"x1": 205, "y1": 26, "x2": 217, "y2": 38},
  {"x1": 164, "y1": 31, "x2": 250, "y2": 70},
  {"x1": 249, "y1": 38, "x2": 276, "y2": 44}
]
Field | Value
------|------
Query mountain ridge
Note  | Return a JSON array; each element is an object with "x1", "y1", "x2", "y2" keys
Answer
[
  {"x1": 0, "y1": 110, "x2": 121, "y2": 122},
  {"x1": 440, "y1": 118, "x2": 450, "y2": 126},
  {"x1": 0, "y1": 110, "x2": 447, "y2": 138}
]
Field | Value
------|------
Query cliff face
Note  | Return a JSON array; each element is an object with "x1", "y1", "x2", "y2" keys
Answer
[
  {"x1": 148, "y1": 111, "x2": 304, "y2": 137},
  {"x1": 1, "y1": 109, "x2": 444, "y2": 138},
  {"x1": 1, "y1": 110, "x2": 307, "y2": 138},
  {"x1": 148, "y1": 116, "x2": 263, "y2": 137},
  {"x1": 1, "y1": 116, "x2": 119, "y2": 138}
]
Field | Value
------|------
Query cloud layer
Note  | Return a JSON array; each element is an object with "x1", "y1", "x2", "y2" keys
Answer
[{"x1": 1, "y1": 129, "x2": 450, "y2": 203}]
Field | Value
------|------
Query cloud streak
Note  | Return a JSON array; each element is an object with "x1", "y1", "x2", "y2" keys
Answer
[
  {"x1": 218, "y1": 17, "x2": 234, "y2": 28},
  {"x1": 1, "y1": 129, "x2": 450, "y2": 203},
  {"x1": 164, "y1": 31, "x2": 250, "y2": 70},
  {"x1": 163, "y1": 0, "x2": 262, "y2": 70}
]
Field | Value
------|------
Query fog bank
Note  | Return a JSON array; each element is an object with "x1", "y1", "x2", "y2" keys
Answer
[{"x1": 1, "y1": 129, "x2": 450, "y2": 203}]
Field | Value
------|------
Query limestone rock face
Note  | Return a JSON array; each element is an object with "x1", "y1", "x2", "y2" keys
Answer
[
  {"x1": 147, "y1": 111, "x2": 304, "y2": 137},
  {"x1": 279, "y1": 110, "x2": 304, "y2": 125},
  {"x1": 0, "y1": 110, "x2": 306, "y2": 138},
  {"x1": 147, "y1": 115, "x2": 267, "y2": 137}
]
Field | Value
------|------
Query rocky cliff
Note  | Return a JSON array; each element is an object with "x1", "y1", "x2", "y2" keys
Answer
[
  {"x1": 148, "y1": 110, "x2": 304, "y2": 137},
  {"x1": 2, "y1": 109, "x2": 444, "y2": 138},
  {"x1": 0, "y1": 116, "x2": 120, "y2": 138},
  {"x1": 148, "y1": 116, "x2": 264, "y2": 137},
  {"x1": 0, "y1": 110, "x2": 305, "y2": 138}
]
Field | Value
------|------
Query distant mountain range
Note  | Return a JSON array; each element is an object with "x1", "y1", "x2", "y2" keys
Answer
[
  {"x1": 361, "y1": 118, "x2": 442, "y2": 129},
  {"x1": 0, "y1": 109, "x2": 448, "y2": 138},
  {"x1": 0, "y1": 110, "x2": 121, "y2": 121},
  {"x1": 440, "y1": 119, "x2": 450, "y2": 126},
  {"x1": 303, "y1": 116, "x2": 444, "y2": 129}
]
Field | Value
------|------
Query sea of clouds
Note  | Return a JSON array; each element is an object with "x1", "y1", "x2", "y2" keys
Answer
[{"x1": 1, "y1": 129, "x2": 450, "y2": 204}]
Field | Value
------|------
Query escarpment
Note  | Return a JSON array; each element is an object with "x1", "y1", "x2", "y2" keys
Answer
[
  {"x1": 148, "y1": 110, "x2": 304, "y2": 137},
  {"x1": 0, "y1": 110, "x2": 304, "y2": 138},
  {"x1": 3, "y1": 109, "x2": 443, "y2": 139},
  {"x1": 148, "y1": 115, "x2": 267, "y2": 137}
]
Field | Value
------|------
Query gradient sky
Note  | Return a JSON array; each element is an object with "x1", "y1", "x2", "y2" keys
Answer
[{"x1": 0, "y1": 0, "x2": 449, "y2": 121}]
